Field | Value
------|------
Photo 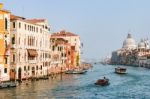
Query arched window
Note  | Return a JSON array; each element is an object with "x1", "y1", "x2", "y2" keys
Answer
[
  {"x1": 24, "y1": 52, "x2": 26, "y2": 61},
  {"x1": 5, "y1": 40, "x2": 7, "y2": 48},
  {"x1": 52, "y1": 46, "x2": 55, "y2": 51},
  {"x1": 12, "y1": 34, "x2": 15, "y2": 44}
]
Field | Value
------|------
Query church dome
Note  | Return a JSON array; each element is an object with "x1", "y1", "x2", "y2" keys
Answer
[
  {"x1": 122, "y1": 33, "x2": 136, "y2": 49},
  {"x1": 138, "y1": 39, "x2": 146, "y2": 49}
]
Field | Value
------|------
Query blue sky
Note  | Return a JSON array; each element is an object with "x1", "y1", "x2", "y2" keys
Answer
[{"x1": 1, "y1": 0, "x2": 150, "y2": 60}]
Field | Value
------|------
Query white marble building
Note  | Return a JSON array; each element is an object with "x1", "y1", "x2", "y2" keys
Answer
[{"x1": 122, "y1": 33, "x2": 137, "y2": 50}]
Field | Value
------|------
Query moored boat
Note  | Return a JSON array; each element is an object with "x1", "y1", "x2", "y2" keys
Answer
[
  {"x1": 0, "y1": 81, "x2": 17, "y2": 89},
  {"x1": 65, "y1": 69, "x2": 87, "y2": 74},
  {"x1": 95, "y1": 77, "x2": 109, "y2": 86},
  {"x1": 115, "y1": 67, "x2": 127, "y2": 74}
]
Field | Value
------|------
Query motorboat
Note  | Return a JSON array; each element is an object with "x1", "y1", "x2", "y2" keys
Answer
[
  {"x1": 115, "y1": 67, "x2": 127, "y2": 74},
  {"x1": 95, "y1": 77, "x2": 109, "y2": 86}
]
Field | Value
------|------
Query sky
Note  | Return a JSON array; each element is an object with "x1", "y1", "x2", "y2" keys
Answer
[{"x1": 1, "y1": 0, "x2": 150, "y2": 60}]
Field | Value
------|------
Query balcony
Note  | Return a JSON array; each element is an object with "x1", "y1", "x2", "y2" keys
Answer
[
  {"x1": 51, "y1": 61, "x2": 61, "y2": 64},
  {"x1": 62, "y1": 57, "x2": 67, "y2": 60},
  {"x1": 5, "y1": 50, "x2": 10, "y2": 56},
  {"x1": 11, "y1": 44, "x2": 16, "y2": 49},
  {"x1": 28, "y1": 60, "x2": 37, "y2": 64},
  {"x1": 10, "y1": 61, "x2": 16, "y2": 64}
]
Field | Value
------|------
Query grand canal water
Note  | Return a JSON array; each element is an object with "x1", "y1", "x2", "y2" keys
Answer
[{"x1": 1, "y1": 64, "x2": 150, "y2": 99}]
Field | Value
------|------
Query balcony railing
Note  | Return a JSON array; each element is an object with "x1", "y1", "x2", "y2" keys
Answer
[
  {"x1": 51, "y1": 61, "x2": 61, "y2": 64},
  {"x1": 11, "y1": 44, "x2": 16, "y2": 49},
  {"x1": 28, "y1": 60, "x2": 37, "y2": 64}
]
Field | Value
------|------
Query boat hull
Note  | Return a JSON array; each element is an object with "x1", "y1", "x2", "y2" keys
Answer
[
  {"x1": 65, "y1": 70, "x2": 87, "y2": 74},
  {"x1": 95, "y1": 79, "x2": 109, "y2": 86},
  {"x1": 115, "y1": 71, "x2": 126, "y2": 74},
  {"x1": 0, "y1": 82, "x2": 17, "y2": 89},
  {"x1": 115, "y1": 67, "x2": 127, "y2": 74}
]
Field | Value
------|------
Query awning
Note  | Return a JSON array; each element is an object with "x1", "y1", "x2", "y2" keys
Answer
[{"x1": 27, "y1": 49, "x2": 38, "y2": 57}]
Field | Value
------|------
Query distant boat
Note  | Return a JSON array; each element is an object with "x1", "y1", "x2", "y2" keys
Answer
[
  {"x1": 41, "y1": 76, "x2": 49, "y2": 80},
  {"x1": 65, "y1": 69, "x2": 87, "y2": 74},
  {"x1": 115, "y1": 67, "x2": 127, "y2": 74},
  {"x1": 101, "y1": 62, "x2": 107, "y2": 65},
  {"x1": 95, "y1": 77, "x2": 109, "y2": 86}
]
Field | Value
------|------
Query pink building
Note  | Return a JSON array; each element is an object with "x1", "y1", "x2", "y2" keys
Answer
[{"x1": 50, "y1": 30, "x2": 81, "y2": 71}]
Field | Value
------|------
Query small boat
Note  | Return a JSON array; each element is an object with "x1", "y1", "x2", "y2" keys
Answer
[
  {"x1": 0, "y1": 82, "x2": 17, "y2": 89},
  {"x1": 95, "y1": 78, "x2": 109, "y2": 86},
  {"x1": 65, "y1": 69, "x2": 87, "y2": 74},
  {"x1": 115, "y1": 67, "x2": 127, "y2": 74},
  {"x1": 42, "y1": 76, "x2": 49, "y2": 80},
  {"x1": 9, "y1": 82, "x2": 17, "y2": 87}
]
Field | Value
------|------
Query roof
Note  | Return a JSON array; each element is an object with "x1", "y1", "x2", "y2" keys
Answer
[
  {"x1": 10, "y1": 15, "x2": 44, "y2": 26},
  {"x1": 51, "y1": 38, "x2": 67, "y2": 41},
  {"x1": 0, "y1": 9, "x2": 10, "y2": 13},
  {"x1": 51, "y1": 38, "x2": 68, "y2": 44},
  {"x1": 25, "y1": 19, "x2": 46, "y2": 24},
  {"x1": 51, "y1": 30, "x2": 78, "y2": 37},
  {"x1": 10, "y1": 14, "x2": 25, "y2": 20}
]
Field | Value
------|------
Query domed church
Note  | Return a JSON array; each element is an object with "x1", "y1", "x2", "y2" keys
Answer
[
  {"x1": 138, "y1": 39, "x2": 150, "y2": 49},
  {"x1": 122, "y1": 33, "x2": 137, "y2": 50}
]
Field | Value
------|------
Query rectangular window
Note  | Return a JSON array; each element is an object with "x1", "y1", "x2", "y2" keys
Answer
[
  {"x1": 12, "y1": 35, "x2": 15, "y2": 44},
  {"x1": 4, "y1": 68, "x2": 7, "y2": 73},
  {"x1": 5, "y1": 39, "x2": 7, "y2": 48},
  {"x1": 33, "y1": 27, "x2": 35, "y2": 32},
  {"x1": 28, "y1": 66, "x2": 30, "y2": 70},
  {"x1": 58, "y1": 47, "x2": 59, "y2": 51},
  {"x1": 30, "y1": 26, "x2": 31, "y2": 31},
  {"x1": 25, "y1": 24, "x2": 26, "y2": 30},
  {"x1": 5, "y1": 18, "x2": 8, "y2": 30},
  {"x1": 18, "y1": 37, "x2": 20, "y2": 45},
  {"x1": 24, "y1": 38, "x2": 26, "y2": 45},
  {"x1": 36, "y1": 27, "x2": 38, "y2": 32},
  {"x1": 68, "y1": 51, "x2": 70, "y2": 55},
  {"x1": 40, "y1": 29, "x2": 42, "y2": 33},
  {"x1": 13, "y1": 22, "x2": 16, "y2": 28},
  {"x1": 13, "y1": 54, "x2": 15, "y2": 62},
  {"x1": 28, "y1": 25, "x2": 29, "y2": 31},
  {"x1": 41, "y1": 65, "x2": 42, "y2": 70},
  {"x1": 24, "y1": 66, "x2": 26, "y2": 71},
  {"x1": 36, "y1": 66, "x2": 38, "y2": 70},
  {"x1": 43, "y1": 53, "x2": 44, "y2": 58},
  {"x1": 28, "y1": 36, "x2": 29, "y2": 45},
  {"x1": 19, "y1": 22, "x2": 21, "y2": 28},
  {"x1": 52, "y1": 46, "x2": 55, "y2": 51},
  {"x1": 5, "y1": 57, "x2": 7, "y2": 64}
]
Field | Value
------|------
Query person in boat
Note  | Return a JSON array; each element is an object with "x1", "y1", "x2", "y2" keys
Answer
[
  {"x1": 103, "y1": 76, "x2": 109, "y2": 82},
  {"x1": 103, "y1": 76, "x2": 106, "y2": 79}
]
